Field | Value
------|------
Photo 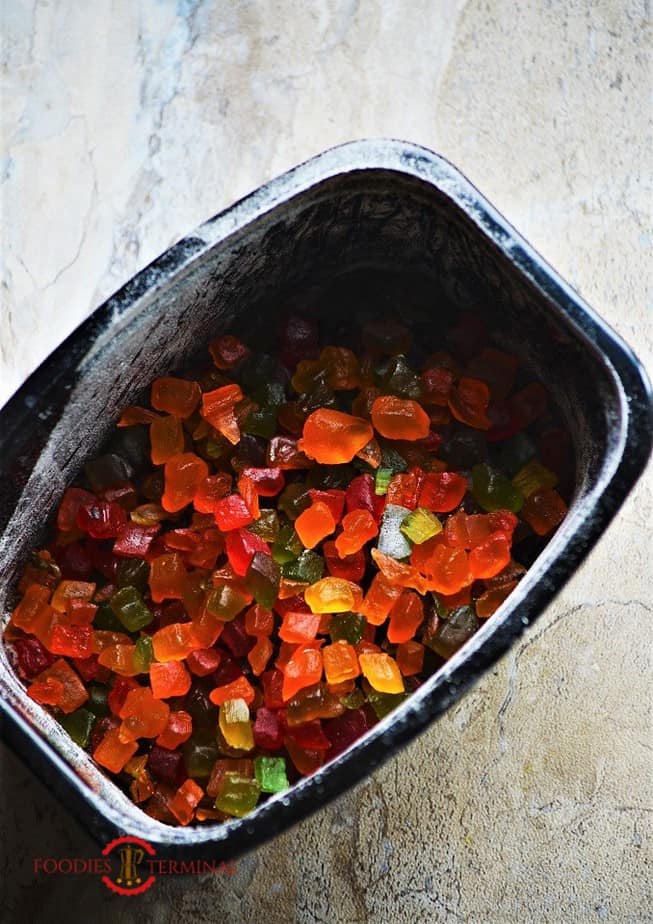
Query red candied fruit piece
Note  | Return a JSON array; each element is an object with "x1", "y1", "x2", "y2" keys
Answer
[
  {"x1": 77, "y1": 500, "x2": 127, "y2": 539},
  {"x1": 11, "y1": 637, "x2": 56, "y2": 680},
  {"x1": 240, "y1": 467, "x2": 285, "y2": 497},
  {"x1": 186, "y1": 648, "x2": 222, "y2": 677},
  {"x1": 418, "y1": 472, "x2": 467, "y2": 513},
  {"x1": 57, "y1": 488, "x2": 96, "y2": 532},
  {"x1": 323, "y1": 541, "x2": 365, "y2": 582},
  {"x1": 324, "y1": 708, "x2": 373, "y2": 759},
  {"x1": 225, "y1": 529, "x2": 270, "y2": 577},
  {"x1": 213, "y1": 494, "x2": 254, "y2": 531}
]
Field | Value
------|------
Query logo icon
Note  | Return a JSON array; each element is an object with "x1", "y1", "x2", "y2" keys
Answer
[{"x1": 101, "y1": 836, "x2": 156, "y2": 895}]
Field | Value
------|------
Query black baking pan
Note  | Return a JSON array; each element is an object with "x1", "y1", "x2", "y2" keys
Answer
[{"x1": 0, "y1": 140, "x2": 650, "y2": 858}]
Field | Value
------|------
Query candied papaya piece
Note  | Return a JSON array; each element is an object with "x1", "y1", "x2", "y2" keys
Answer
[
  {"x1": 200, "y1": 383, "x2": 243, "y2": 444},
  {"x1": 151, "y1": 377, "x2": 201, "y2": 418},
  {"x1": 468, "y1": 532, "x2": 512, "y2": 579},
  {"x1": 295, "y1": 501, "x2": 337, "y2": 550},
  {"x1": 322, "y1": 641, "x2": 360, "y2": 685},
  {"x1": 169, "y1": 779, "x2": 204, "y2": 826},
  {"x1": 94, "y1": 726, "x2": 138, "y2": 774},
  {"x1": 156, "y1": 710, "x2": 193, "y2": 749},
  {"x1": 281, "y1": 645, "x2": 323, "y2": 701},
  {"x1": 335, "y1": 509, "x2": 378, "y2": 557},
  {"x1": 371, "y1": 396, "x2": 430, "y2": 441},
  {"x1": 118, "y1": 687, "x2": 170, "y2": 741},
  {"x1": 396, "y1": 640, "x2": 425, "y2": 676},
  {"x1": 29, "y1": 659, "x2": 88, "y2": 713},
  {"x1": 418, "y1": 472, "x2": 467, "y2": 513},
  {"x1": 150, "y1": 415, "x2": 184, "y2": 465},
  {"x1": 304, "y1": 577, "x2": 361, "y2": 614},
  {"x1": 299, "y1": 409, "x2": 373, "y2": 465},
  {"x1": 150, "y1": 661, "x2": 192, "y2": 698},
  {"x1": 161, "y1": 453, "x2": 209, "y2": 513},
  {"x1": 358, "y1": 653, "x2": 404, "y2": 694},
  {"x1": 448, "y1": 377, "x2": 491, "y2": 429},
  {"x1": 387, "y1": 590, "x2": 424, "y2": 644}
]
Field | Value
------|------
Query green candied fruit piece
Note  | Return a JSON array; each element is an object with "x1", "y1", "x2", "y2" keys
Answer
[
  {"x1": 133, "y1": 635, "x2": 153, "y2": 673},
  {"x1": 377, "y1": 504, "x2": 413, "y2": 559},
  {"x1": 243, "y1": 406, "x2": 278, "y2": 439},
  {"x1": 245, "y1": 552, "x2": 281, "y2": 610},
  {"x1": 248, "y1": 508, "x2": 280, "y2": 543},
  {"x1": 215, "y1": 774, "x2": 261, "y2": 817},
  {"x1": 183, "y1": 729, "x2": 220, "y2": 778},
  {"x1": 116, "y1": 558, "x2": 150, "y2": 592},
  {"x1": 379, "y1": 443, "x2": 408, "y2": 474},
  {"x1": 374, "y1": 468, "x2": 393, "y2": 496},
  {"x1": 86, "y1": 683, "x2": 110, "y2": 717},
  {"x1": 306, "y1": 464, "x2": 357, "y2": 491},
  {"x1": 400, "y1": 508, "x2": 442, "y2": 544},
  {"x1": 109, "y1": 586, "x2": 153, "y2": 632},
  {"x1": 426, "y1": 606, "x2": 481, "y2": 659},
  {"x1": 93, "y1": 602, "x2": 123, "y2": 631},
  {"x1": 251, "y1": 381, "x2": 287, "y2": 408},
  {"x1": 366, "y1": 687, "x2": 408, "y2": 720},
  {"x1": 254, "y1": 756, "x2": 289, "y2": 794},
  {"x1": 512, "y1": 459, "x2": 558, "y2": 499},
  {"x1": 339, "y1": 688, "x2": 365, "y2": 709},
  {"x1": 376, "y1": 354, "x2": 421, "y2": 399},
  {"x1": 204, "y1": 585, "x2": 249, "y2": 622},
  {"x1": 205, "y1": 435, "x2": 232, "y2": 461},
  {"x1": 497, "y1": 431, "x2": 536, "y2": 477},
  {"x1": 84, "y1": 452, "x2": 133, "y2": 490},
  {"x1": 329, "y1": 612, "x2": 365, "y2": 645},
  {"x1": 58, "y1": 708, "x2": 96, "y2": 748},
  {"x1": 278, "y1": 483, "x2": 311, "y2": 521},
  {"x1": 471, "y1": 463, "x2": 523, "y2": 513},
  {"x1": 271, "y1": 522, "x2": 303, "y2": 564},
  {"x1": 281, "y1": 550, "x2": 325, "y2": 584}
]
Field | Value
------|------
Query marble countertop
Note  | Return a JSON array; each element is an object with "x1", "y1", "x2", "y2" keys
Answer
[{"x1": 1, "y1": 1, "x2": 650, "y2": 921}]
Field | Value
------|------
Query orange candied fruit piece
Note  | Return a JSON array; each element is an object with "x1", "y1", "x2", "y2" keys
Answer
[
  {"x1": 278, "y1": 611, "x2": 321, "y2": 643},
  {"x1": 28, "y1": 659, "x2": 88, "y2": 713},
  {"x1": 150, "y1": 661, "x2": 192, "y2": 698},
  {"x1": 371, "y1": 396, "x2": 430, "y2": 441},
  {"x1": 323, "y1": 641, "x2": 360, "y2": 685},
  {"x1": 475, "y1": 580, "x2": 519, "y2": 618},
  {"x1": 118, "y1": 687, "x2": 170, "y2": 742},
  {"x1": 150, "y1": 415, "x2": 184, "y2": 465},
  {"x1": 295, "y1": 501, "x2": 336, "y2": 550},
  {"x1": 169, "y1": 779, "x2": 204, "y2": 826},
  {"x1": 156, "y1": 710, "x2": 193, "y2": 749},
  {"x1": 11, "y1": 583, "x2": 51, "y2": 631},
  {"x1": 149, "y1": 552, "x2": 187, "y2": 603},
  {"x1": 151, "y1": 622, "x2": 198, "y2": 662},
  {"x1": 358, "y1": 572, "x2": 402, "y2": 625},
  {"x1": 396, "y1": 640, "x2": 425, "y2": 676},
  {"x1": 281, "y1": 645, "x2": 323, "y2": 701},
  {"x1": 521, "y1": 488, "x2": 567, "y2": 536},
  {"x1": 468, "y1": 532, "x2": 512, "y2": 579},
  {"x1": 304, "y1": 577, "x2": 362, "y2": 614},
  {"x1": 210, "y1": 674, "x2": 255, "y2": 707},
  {"x1": 161, "y1": 453, "x2": 209, "y2": 513},
  {"x1": 248, "y1": 637, "x2": 273, "y2": 676},
  {"x1": 200, "y1": 383, "x2": 243, "y2": 445},
  {"x1": 50, "y1": 580, "x2": 95, "y2": 613},
  {"x1": 298, "y1": 409, "x2": 373, "y2": 465},
  {"x1": 335, "y1": 509, "x2": 378, "y2": 557},
  {"x1": 193, "y1": 473, "x2": 233, "y2": 513},
  {"x1": 94, "y1": 726, "x2": 138, "y2": 774},
  {"x1": 358, "y1": 652, "x2": 404, "y2": 694},
  {"x1": 448, "y1": 376, "x2": 491, "y2": 430},
  {"x1": 151, "y1": 376, "x2": 201, "y2": 419},
  {"x1": 387, "y1": 590, "x2": 424, "y2": 644},
  {"x1": 244, "y1": 604, "x2": 274, "y2": 637}
]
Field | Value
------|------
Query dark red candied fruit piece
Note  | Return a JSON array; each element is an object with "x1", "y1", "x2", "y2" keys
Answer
[
  {"x1": 220, "y1": 619, "x2": 253, "y2": 659},
  {"x1": 224, "y1": 529, "x2": 270, "y2": 577},
  {"x1": 147, "y1": 745, "x2": 188, "y2": 787},
  {"x1": 186, "y1": 648, "x2": 222, "y2": 677},
  {"x1": 324, "y1": 708, "x2": 373, "y2": 760},
  {"x1": 113, "y1": 523, "x2": 160, "y2": 558},
  {"x1": 253, "y1": 707, "x2": 284, "y2": 750},
  {"x1": 211, "y1": 654, "x2": 244, "y2": 687},
  {"x1": 323, "y1": 541, "x2": 366, "y2": 581},
  {"x1": 284, "y1": 719, "x2": 331, "y2": 751},
  {"x1": 261, "y1": 669, "x2": 285, "y2": 710},
  {"x1": 345, "y1": 474, "x2": 385, "y2": 523},
  {"x1": 54, "y1": 541, "x2": 94, "y2": 580},
  {"x1": 12, "y1": 636, "x2": 56, "y2": 680}
]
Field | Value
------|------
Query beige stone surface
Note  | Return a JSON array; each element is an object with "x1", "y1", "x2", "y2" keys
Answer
[{"x1": 1, "y1": 1, "x2": 651, "y2": 921}]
